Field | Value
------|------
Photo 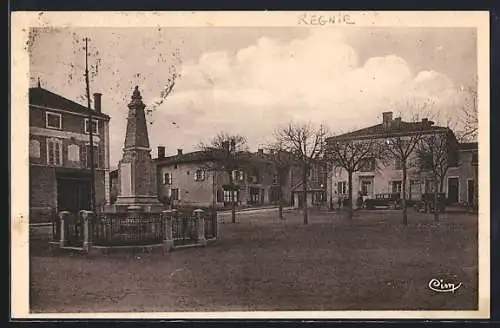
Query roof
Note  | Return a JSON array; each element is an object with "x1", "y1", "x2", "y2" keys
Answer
[
  {"x1": 458, "y1": 142, "x2": 478, "y2": 151},
  {"x1": 29, "y1": 87, "x2": 110, "y2": 120},
  {"x1": 327, "y1": 120, "x2": 449, "y2": 141},
  {"x1": 154, "y1": 150, "x2": 220, "y2": 166},
  {"x1": 155, "y1": 149, "x2": 302, "y2": 167}
]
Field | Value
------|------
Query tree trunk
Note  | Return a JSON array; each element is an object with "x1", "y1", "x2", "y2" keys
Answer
[
  {"x1": 434, "y1": 178, "x2": 439, "y2": 222},
  {"x1": 347, "y1": 171, "x2": 353, "y2": 220},
  {"x1": 278, "y1": 185, "x2": 284, "y2": 220},
  {"x1": 402, "y1": 164, "x2": 408, "y2": 226},
  {"x1": 228, "y1": 171, "x2": 236, "y2": 224},
  {"x1": 302, "y1": 167, "x2": 309, "y2": 225}
]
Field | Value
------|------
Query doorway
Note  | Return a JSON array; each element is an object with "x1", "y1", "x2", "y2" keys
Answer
[
  {"x1": 467, "y1": 179, "x2": 475, "y2": 205},
  {"x1": 57, "y1": 178, "x2": 91, "y2": 214},
  {"x1": 447, "y1": 177, "x2": 459, "y2": 204}
]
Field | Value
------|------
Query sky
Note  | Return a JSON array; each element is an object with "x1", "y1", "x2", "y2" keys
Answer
[{"x1": 29, "y1": 26, "x2": 477, "y2": 168}]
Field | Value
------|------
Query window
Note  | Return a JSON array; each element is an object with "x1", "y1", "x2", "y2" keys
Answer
[
  {"x1": 67, "y1": 144, "x2": 80, "y2": 162},
  {"x1": 84, "y1": 118, "x2": 99, "y2": 134},
  {"x1": 82, "y1": 144, "x2": 100, "y2": 168},
  {"x1": 360, "y1": 158, "x2": 376, "y2": 172},
  {"x1": 29, "y1": 139, "x2": 41, "y2": 158},
  {"x1": 337, "y1": 181, "x2": 347, "y2": 195},
  {"x1": 394, "y1": 158, "x2": 402, "y2": 170},
  {"x1": 46, "y1": 138, "x2": 63, "y2": 166},
  {"x1": 223, "y1": 190, "x2": 238, "y2": 203},
  {"x1": 163, "y1": 172, "x2": 172, "y2": 185},
  {"x1": 232, "y1": 170, "x2": 244, "y2": 182},
  {"x1": 194, "y1": 169, "x2": 205, "y2": 182},
  {"x1": 170, "y1": 188, "x2": 179, "y2": 201},
  {"x1": 46, "y1": 112, "x2": 62, "y2": 129},
  {"x1": 272, "y1": 174, "x2": 279, "y2": 185},
  {"x1": 392, "y1": 180, "x2": 402, "y2": 193}
]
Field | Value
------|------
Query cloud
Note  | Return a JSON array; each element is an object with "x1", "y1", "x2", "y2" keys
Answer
[
  {"x1": 29, "y1": 28, "x2": 469, "y2": 166},
  {"x1": 148, "y1": 29, "x2": 462, "y2": 154}
]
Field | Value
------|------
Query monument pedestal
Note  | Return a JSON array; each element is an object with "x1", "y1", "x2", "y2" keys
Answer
[
  {"x1": 113, "y1": 196, "x2": 164, "y2": 213},
  {"x1": 107, "y1": 86, "x2": 165, "y2": 214}
]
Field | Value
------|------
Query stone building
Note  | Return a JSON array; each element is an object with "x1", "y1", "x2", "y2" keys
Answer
[
  {"x1": 325, "y1": 111, "x2": 478, "y2": 208},
  {"x1": 447, "y1": 142, "x2": 478, "y2": 207},
  {"x1": 153, "y1": 148, "x2": 298, "y2": 209},
  {"x1": 109, "y1": 147, "x2": 326, "y2": 209},
  {"x1": 29, "y1": 84, "x2": 111, "y2": 222}
]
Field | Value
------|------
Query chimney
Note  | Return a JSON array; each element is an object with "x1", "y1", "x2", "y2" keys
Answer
[
  {"x1": 257, "y1": 148, "x2": 264, "y2": 154},
  {"x1": 177, "y1": 149, "x2": 183, "y2": 156},
  {"x1": 394, "y1": 117, "x2": 402, "y2": 126},
  {"x1": 382, "y1": 111, "x2": 393, "y2": 128},
  {"x1": 93, "y1": 93, "x2": 102, "y2": 113},
  {"x1": 422, "y1": 118, "x2": 429, "y2": 126},
  {"x1": 157, "y1": 146, "x2": 165, "y2": 158}
]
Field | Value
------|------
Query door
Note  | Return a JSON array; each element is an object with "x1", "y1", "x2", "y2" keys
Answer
[
  {"x1": 57, "y1": 178, "x2": 91, "y2": 214},
  {"x1": 360, "y1": 177, "x2": 374, "y2": 196},
  {"x1": 467, "y1": 179, "x2": 474, "y2": 205},
  {"x1": 447, "y1": 177, "x2": 459, "y2": 204}
]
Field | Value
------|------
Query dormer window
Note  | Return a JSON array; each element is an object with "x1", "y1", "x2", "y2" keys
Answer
[
  {"x1": 46, "y1": 112, "x2": 62, "y2": 130},
  {"x1": 85, "y1": 118, "x2": 99, "y2": 134}
]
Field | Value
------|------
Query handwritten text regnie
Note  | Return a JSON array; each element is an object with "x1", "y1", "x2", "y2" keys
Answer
[{"x1": 298, "y1": 12, "x2": 355, "y2": 26}]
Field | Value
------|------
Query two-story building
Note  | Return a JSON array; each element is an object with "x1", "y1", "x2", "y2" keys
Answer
[
  {"x1": 152, "y1": 147, "x2": 298, "y2": 209},
  {"x1": 326, "y1": 111, "x2": 478, "y2": 208},
  {"x1": 29, "y1": 84, "x2": 111, "y2": 222},
  {"x1": 109, "y1": 146, "x2": 327, "y2": 209}
]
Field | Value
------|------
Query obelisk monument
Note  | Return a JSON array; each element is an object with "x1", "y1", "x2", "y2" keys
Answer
[{"x1": 113, "y1": 86, "x2": 163, "y2": 212}]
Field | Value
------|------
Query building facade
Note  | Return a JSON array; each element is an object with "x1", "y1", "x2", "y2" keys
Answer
[
  {"x1": 29, "y1": 85, "x2": 111, "y2": 222},
  {"x1": 326, "y1": 111, "x2": 477, "y2": 208},
  {"x1": 109, "y1": 147, "x2": 326, "y2": 209}
]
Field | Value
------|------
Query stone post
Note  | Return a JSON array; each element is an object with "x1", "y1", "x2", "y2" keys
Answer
[
  {"x1": 58, "y1": 211, "x2": 70, "y2": 247},
  {"x1": 80, "y1": 210, "x2": 93, "y2": 252},
  {"x1": 162, "y1": 209, "x2": 176, "y2": 252},
  {"x1": 194, "y1": 209, "x2": 207, "y2": 246}
]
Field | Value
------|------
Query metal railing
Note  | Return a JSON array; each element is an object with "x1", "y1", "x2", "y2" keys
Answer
[
  {"x1": 92, "y1": 213, "x2": 164, "y2": 247},
  {"x1": 52, "y1": 208, "x2": 218, "y2": 252}
]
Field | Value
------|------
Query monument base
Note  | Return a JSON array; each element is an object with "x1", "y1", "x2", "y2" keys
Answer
[{"x1": 106, "y1": 196, "x2": 165, "y2": 213}]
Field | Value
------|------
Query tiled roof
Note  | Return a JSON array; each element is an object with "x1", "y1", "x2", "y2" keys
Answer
[
  {"x1": 155, "y1": 149, "x2": 316, "y2": 167},
  {"x1": 458, "y1": 142, "x2": 478, "y2": 151},
  {"x1": 154, "y1": 150, "x2": 221, "y2": 166},
  {"x1": 29, "y1": 87, "x2": 110, "y2": 119},
  {"x1": 327, "y1": 121, "x2": 449, "y2": 141}
]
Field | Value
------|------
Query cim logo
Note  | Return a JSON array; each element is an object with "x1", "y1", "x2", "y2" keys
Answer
[{"x1": 428, "y1": 278, "x2": 462, "y2": 293}]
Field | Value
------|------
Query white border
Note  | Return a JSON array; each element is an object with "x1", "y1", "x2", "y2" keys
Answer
[{"x1": 10, "y1": 10, "x2": 490, "y2": 320}]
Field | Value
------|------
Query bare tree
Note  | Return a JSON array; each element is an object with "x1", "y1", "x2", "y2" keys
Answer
[
  {"x1": 416, "y1": 129, "x2": 458, "y2": 221},
  {"x1": 458, "y1": 85, "x2": 478, "y2": 142},
  {"x1": 198, "y1": 132, "x2": 249, "y2": 223},
  {"x1": 325, "y1": 137, "x2": 378, "y2": 219},
  {"x1": 265, "y1": 142, "x2": 294, "y2": 220},
  {"x1": 274, "y1": 122, "x2": 329, "y2": 225}
]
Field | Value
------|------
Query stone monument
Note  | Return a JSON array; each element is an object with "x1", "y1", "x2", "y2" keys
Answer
[{"x1": 111, "y1": 86, "x2": 163, "y2": 213}]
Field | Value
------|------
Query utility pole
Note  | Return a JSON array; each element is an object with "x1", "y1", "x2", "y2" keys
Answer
[{"x1": 84, "y1": 37, "x2": 96, "y2": 212}]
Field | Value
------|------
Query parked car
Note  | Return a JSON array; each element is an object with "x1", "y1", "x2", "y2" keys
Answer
[{"x1": 364, "y1": 192, "x2": 401, "y2": 209}]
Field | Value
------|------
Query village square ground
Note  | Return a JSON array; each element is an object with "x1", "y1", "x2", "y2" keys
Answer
[{"x1": 29, "y1": 209, "x2": 478, "y2": 312}]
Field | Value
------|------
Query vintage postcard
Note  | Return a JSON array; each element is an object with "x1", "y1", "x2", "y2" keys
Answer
[{"x1": 10, "y1": 11, "x2": 490, "y2": 319}]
